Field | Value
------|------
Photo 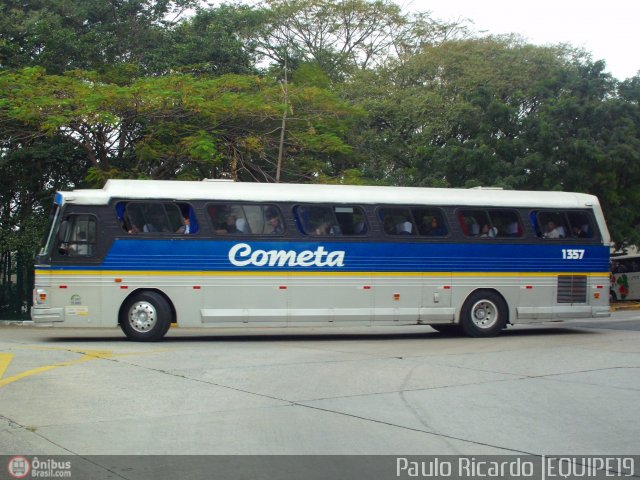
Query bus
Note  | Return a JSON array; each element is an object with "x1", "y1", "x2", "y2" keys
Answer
[
  {"x1": 31, "y1": 180, "x2": 611, "y2": 341},
  {"x1": 610, "y1": 254, "x2": 640, "y2": 301}
]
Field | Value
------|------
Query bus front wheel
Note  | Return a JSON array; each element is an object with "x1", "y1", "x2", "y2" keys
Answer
[
  {"x1": 120, "y1": 291, "x2": 172, "y2": 341},
  {"x1": 459, "y1": 290, "x2": 507, "y2": 337}
]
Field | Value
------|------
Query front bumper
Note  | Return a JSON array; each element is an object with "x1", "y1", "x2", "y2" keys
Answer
[{"x1": 31, "y1": 307, "x2": 64, "y2": 323}]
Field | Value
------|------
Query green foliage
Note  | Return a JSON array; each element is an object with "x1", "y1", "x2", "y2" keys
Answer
[
  {"x1": 0, "y1": 68, "x2": 356, "y2": 183},
  {"x1": 0, "y1": 0, "x2": 639, "y2": 249},
  {"x1": 0, "y1": 0, "x2": 199, "y2": 75},
  {"x1": 344, "y1": 37, "x2": 640, "y2": 244}
]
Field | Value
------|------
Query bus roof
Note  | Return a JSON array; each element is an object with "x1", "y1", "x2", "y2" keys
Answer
[{"x1": 58, "y1": 179, "x2": 601, "y2": 210}]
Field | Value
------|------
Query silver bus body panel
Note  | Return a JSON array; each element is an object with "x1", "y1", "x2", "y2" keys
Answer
[{"x1": 32, "y1": 271, "x2": 610, "y2": 329}]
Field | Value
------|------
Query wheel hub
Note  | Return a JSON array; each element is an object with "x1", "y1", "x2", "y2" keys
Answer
[
  {"x1": 471, "y1": 300, "x2": 497, "y2": 329},
  {"x1": 128, "y1": 301, "x2": 157, "y2": 332}
]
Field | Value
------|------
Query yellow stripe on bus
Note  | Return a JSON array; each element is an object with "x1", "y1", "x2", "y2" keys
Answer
[{"x1": 35, "y1": 269, "x2": 610, "y2": 278}]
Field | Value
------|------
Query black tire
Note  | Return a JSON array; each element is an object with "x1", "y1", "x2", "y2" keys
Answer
[
  {"x1": 120, "y1": 291, "x2": 172, "y2": 341},
  {"x1": 430, "y1": 324, "x2": 461, "y2": 335},
  {"x1": 459, "y1": 290, "x2": 507, "y2": 338}
]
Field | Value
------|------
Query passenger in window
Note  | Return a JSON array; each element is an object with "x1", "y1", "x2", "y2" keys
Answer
[
  {"x1": 216, "y1": 214, "x2": 239, "y2": 234},
  {"x1": 396, "y1": 218, "x2": 413, "y2": 235},
  {"x1": 74, "y1": 231, "x2": 89, "y2": 255},
  {"x1": 235, "y1": 217, "x2": 249, "y2": 234},
  {"x1": 480, "y1": 224, "x2": 497, "y2": 238},
  {"x1": 383, "y1": 216, "x2": 396, "y2": 235},
  {"x1": 177, "y1": 214, "x2": 191, "y2": 234},
  {"x1": 572, "y1": 224, "x2": 592, "y2": 238},
  {"x1": 314, "y1": 222, "x2": 331, "y2": 235},
  {"x1": 505, "y1": 221, "x2": 520, "y2": 237},
  {"x1": 571, "y1": 225, "x2": 587, "y2": 238},
  {"x1": 418, "y1": 216, "x2": 431, "y2": 235},
  {"x1": 544, "y1": 221, "x2": 565, "y2": 239},
  {"x1": 143, "y1": 211, "x2": 165, "y2": 233},
  {"x1": 428, "y1": 217, "x2": 446, "y2": 236},
  {"x1": 123, "y1": 213, "x2": 140, "y2": 234},
  {"x1": 267, "y1": 213, "x2": 284, "y2": 235}
]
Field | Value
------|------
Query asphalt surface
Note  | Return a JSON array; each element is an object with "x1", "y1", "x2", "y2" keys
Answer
[{"x1": 1, "y1": 313, "x2": 639, "y2": 465}]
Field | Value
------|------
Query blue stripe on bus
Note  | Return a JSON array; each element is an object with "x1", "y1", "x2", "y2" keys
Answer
[{"x1": 45, "y1": 240, "x2": 610, "y2": 273}]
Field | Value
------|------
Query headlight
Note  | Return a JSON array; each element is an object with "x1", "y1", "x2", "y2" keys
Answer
[{"x1": 34, "y1": 289, "x2": 48, "y2": 304}]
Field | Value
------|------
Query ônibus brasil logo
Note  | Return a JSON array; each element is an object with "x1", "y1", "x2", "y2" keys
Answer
[
  {"x1": 7, "y1": 456, "x2": 30, "y2": 479},
  {"x1": 229, "y1": 243, "x2": 345, "y2": 268}
]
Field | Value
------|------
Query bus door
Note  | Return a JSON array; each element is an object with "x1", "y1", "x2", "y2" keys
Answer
[{"x1": 50, "y1": 211, "x2": 103, "y2": 327}]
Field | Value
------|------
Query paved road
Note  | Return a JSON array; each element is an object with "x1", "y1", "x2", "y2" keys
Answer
[{"x1": 1, "y1": 313, "x2": 639, "y2": 462}]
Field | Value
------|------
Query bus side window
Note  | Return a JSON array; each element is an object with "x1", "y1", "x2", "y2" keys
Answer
[
  {"x1": 379, "y1": 207, "x2": 416, "y2": 236},
  {"x1": 334, "y1": 207, "x2": 367, "y2": 235},
  {"x1": 295, "y1": 206, "x2": 339, "y2": 236},
  {"x1": 412, "y1": 208, "x2": 447, "y2": 237},
  {"x1": 209, "y1": 204, "x2": 245, "y2": 235},
  {"x1": 208, "y1": 203, "x2": 283, "y2": 235},
  {"x1": 459, "y1": 209, "x2": 493, "y2": 237},
  {"x1": 120, "y1": 202, "x2": 196, "y2": 235},
  {"x1": 567, "y1": 211, "x2": 594, "y2": 239},
  {"x1": 488, "y1": 210, "x2": 522, "y2": 238},
  {"x1": 164, "y1": 202, "x2": 197, "y2": 234},
  {"x1": 537, "y1": 211, "x2": 569, "y2": 239}
]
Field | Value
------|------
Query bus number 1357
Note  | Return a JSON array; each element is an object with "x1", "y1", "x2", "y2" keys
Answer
[{"x1": 562, "y1": 249, "x2": 585, "y2": 260}]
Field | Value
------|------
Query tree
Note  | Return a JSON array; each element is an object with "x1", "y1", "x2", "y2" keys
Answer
[
  {"x1": 342, "y1": 37, "x2": 640, "y2": 244},
  {"x1": 249, "y1": 0, "x2": 468, "y2": 80},
  {"x1": 0, "y1": 0, "x2": 197, "y2": 75},
  {"x1": 0, "y1": 128, "x2": 88, "y2": 317},
  {"x1": 166, "y1": 4, "x2": 263, "y2": 76}
]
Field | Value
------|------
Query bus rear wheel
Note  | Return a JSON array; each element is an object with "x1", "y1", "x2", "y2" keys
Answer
[
  {"x1": 459, "y1": 290, "x2": 507, "y2": 337},
  {"x1": 120, "y1": 291, "x2": 172, "y2": 341}
]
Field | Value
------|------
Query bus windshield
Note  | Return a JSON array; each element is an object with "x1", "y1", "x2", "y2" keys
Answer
[{"x1": 39, "y1": 204, "x2": 61, "y2": 257}]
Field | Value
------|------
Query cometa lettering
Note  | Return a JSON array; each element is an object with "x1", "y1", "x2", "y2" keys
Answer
[{"x1": 229, "y1": 243, "x2": 345, "y2": 268}]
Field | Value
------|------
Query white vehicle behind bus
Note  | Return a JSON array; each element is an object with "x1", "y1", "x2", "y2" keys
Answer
[{"x1": 610, "y1": 254, "x2": 640, "y2": 301}]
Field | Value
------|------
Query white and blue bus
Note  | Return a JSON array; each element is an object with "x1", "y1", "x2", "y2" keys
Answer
[{"x1": 31, "y1": 180, "x2": 611, "y2": 341}]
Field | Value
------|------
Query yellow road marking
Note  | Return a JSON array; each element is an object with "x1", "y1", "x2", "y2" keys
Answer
[
  {"x1": 0, "y1": 349, "x2": 112, "y2": 388},
  {"x1": 0, "y1": 347, "x2": 169, "y2": 388},
  {"x1": 0, "y1": 353, "x2": 15, "y2": 379}
]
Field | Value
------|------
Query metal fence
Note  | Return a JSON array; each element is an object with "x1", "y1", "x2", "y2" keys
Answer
[{"x1": 0, "y1": 251, "x2": 33, "y2": 320}]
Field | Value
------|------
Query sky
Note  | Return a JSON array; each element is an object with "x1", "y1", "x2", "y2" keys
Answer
[{"x1": 405, "y1": 0, "x2": 640, "y2": 80}]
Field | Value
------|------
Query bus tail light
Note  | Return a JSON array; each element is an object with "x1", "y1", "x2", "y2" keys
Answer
[{"x1": 35, "y1": 289, "x2": 48, "y2": 304}]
